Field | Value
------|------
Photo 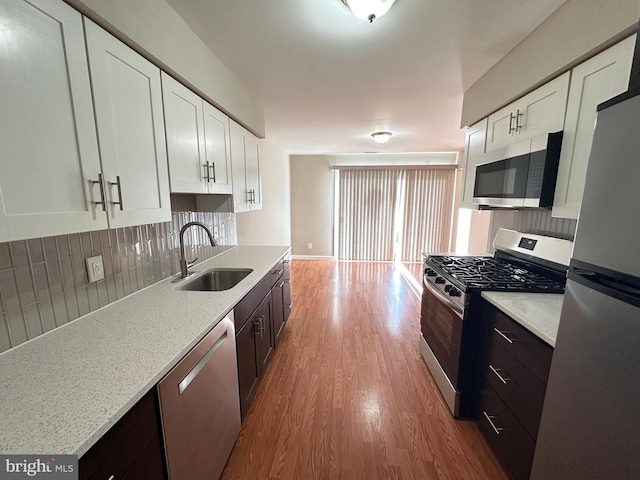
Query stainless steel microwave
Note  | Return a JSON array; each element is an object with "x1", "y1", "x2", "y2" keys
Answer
[{"x1": 473, "y1": 131, "x2": 563, "y2": 209}]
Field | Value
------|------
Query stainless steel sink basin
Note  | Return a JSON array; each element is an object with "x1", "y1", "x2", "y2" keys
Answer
[{"x1": 178, "y1": 268, "x2": 253, "y2": 292}]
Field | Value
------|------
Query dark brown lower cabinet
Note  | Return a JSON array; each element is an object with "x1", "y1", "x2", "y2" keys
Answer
[
  {"x1": 236, "y1": 289, "x2": 275, "y2": 419},
  {"x1": 256, "y1": 291, "x2": 274, "y2": 374},
  {"x1": 272, "y1": 279, "x2": 285, "y2": 347},
  {"x1": 236, "y1": 254, "x2": 291, "y2": 419},
  {"x1": 79, "y1": 390, "x2": 166, "y2": 480},
  {"x1": 478, "y1": 384, "x2": 536, "y2": 480},
  {"x1": 477, "y1": 300, "x2": 553, "y2": 480},
  {"x1": 237, "y1": 312, "x2": 260, "y2": 418}
]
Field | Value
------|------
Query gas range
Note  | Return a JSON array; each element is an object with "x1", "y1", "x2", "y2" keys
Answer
[
  {"x1": 419, "y1": 229, "x2": 573, "y2": 418},
  {"x1": 426, "y1": 254, "x2": 566, "y2": 292}
]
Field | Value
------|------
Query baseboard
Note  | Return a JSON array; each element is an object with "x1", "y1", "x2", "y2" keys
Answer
[{"x1": 290, "y1": 255, "x2": 335, "y2": 260}]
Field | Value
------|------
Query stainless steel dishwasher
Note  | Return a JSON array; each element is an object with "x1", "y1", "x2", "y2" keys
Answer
[{"x1": 158, "y1": 313, "x2": 241, "y2": 480}]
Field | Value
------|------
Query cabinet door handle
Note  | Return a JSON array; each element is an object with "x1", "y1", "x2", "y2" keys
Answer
[
  {"x1": 273, "y1": 269, "x2": 283, "y2": 275},
  {"x1": 489, "y1": 364, "x2": 511, "y2": 384},
  {"x1": 178, "y1": 331, "x2": 228, "y2": 395},
  {"x1": 508, "y1": 112, "x2": 516, "y2": 134},
  {"x1": 276, "y1": 281, "x2": 285, "y2": 288},
  {"x1": 493, "y1": 327, "x2": 517, "y2": 344},
  {"x1": 108, "y1": 476, "x2": 115, "y2": 480},
  {"x1": 211, "y1": 162, "x2": 216, "y2": 182},
  {"x1": 286, "y1": 302, "x2": 293, "y2": 309},
  {"x1": 284, "y1": 279, "x2": 291, "y2": 285},
  {"x1": 90, "y1": 173, "x2": 107, "y2": 211},
  {"x1": 109, "y1": 176, "x2": 124, "y2": 210},
  {"x1": 204, "y1": 162, "x2": 212, "y2": 182},
  {"x1": 483, "y1": 411, "x2": 504, "y2": 435},
  {"x1": 515, "y1": 109, "x2": 524, "y2": 132},
  {"x1": 253, "y1": 315, "x2": 264, "y2": 337}
]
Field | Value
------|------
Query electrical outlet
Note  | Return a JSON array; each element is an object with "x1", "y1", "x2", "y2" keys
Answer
[
  {"x1": 307, "y1": 243, "x2": 312, "y2": 249},
  {"x1": 86, "y1": 255, "x2": 105, "y2": 283}
]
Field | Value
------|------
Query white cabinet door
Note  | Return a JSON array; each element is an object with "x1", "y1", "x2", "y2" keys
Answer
[
  {"x1": 85, "y1": 19, "x2": 171, "y2": 228},
  {"x1": 552, "y1": 36, "x2": 635, "y2": 219},
  {"x1": 460, "y1": 118, "x2": 488, "y2": 209},
  {"x1": 162, "y1": 73, "x2": 207, "y2": 194},
  {"x1": 245, "y1": 135, "x2": 262, "y2": 210},
  {"x1": 518, "y1": 71, "x2": 570, "y2": 139},
  {"x1": 230, "y1": 120, "x2": 262, "y2": 212},
  {"x1": 0, "y1": 0, "x2": 105, "y2": 242},
  {"x1": 486, "y1": 72, "x2": 570, "y2": 152},
  {"x1": 203, "y1": 102, "x2": 233, "y2": 195},
  {"x1": 230, "y1": 123, "x2": 250, "y2": 213}
]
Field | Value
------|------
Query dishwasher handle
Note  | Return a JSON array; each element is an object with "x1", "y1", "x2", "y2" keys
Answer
[{"x1": 178, "y1": 330, "x2": 228, "y2": 395}]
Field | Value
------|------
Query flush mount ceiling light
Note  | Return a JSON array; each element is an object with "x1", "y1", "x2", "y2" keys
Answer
[
  {"x1": 371, "y1": 131, "x2": 392, "y2": 144},
  {"x1": 341, "y1": 0, "x2": 397, "y2": 23}
]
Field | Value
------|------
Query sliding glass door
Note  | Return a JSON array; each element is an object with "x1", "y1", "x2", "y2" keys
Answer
[{"x1": 337, "y1": 167, "x2": 456, "y2": 262}]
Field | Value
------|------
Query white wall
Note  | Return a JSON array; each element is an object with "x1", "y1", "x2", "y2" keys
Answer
[
  {"x1": 289, "y1": 156, "x2": 335, "y2": 257},
  {"x1": 65, "y1": 0, "x2": 265, "y2": 136},
  {"x1": 462, "y1": 0, "x2": 640, "y2": 126},
  {"x1": 236, "y1": 139, "x2": 291, "y2": 246}
]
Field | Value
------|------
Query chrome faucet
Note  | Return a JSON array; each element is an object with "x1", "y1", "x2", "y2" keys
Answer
[{"x1": 178, "y1": 221, "x2": 217, "y2": 279}]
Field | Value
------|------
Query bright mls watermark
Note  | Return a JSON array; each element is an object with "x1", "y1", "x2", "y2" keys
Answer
[{"x1": 0, "y1": 456, "x2": 77, "y2": 479}]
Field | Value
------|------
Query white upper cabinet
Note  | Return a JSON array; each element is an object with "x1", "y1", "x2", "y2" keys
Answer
[
  {"x1": 486, "y1": 72, "x2": 570, "y2": 152},
  {"x1": 85, "y1": 19, "x2": 171, "y2": 229},
  {"x1": 202, "y1": 103, "x2": 233, "y2": 195},
  {"x1": 460, "y1": 118, "x2": 488, "y2": 209},
  {"x1": 162, "y1": 73, "x2": 232, "y2": 195},
  {"x1": 162, "y1": 73, "x2": 207, "y2": 194},
  {"x1": 552, "y1": 36, "x2": 635, "y2": 219},
  {"x1": 230, "y1": 121, "x2": 262, "y2": 212},
  {"x1": 0, "y1": 0, "x2": 106, "y2": 242}
]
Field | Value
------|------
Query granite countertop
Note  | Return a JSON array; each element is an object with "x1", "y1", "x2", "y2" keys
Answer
[
  {"x1": 0, "y1": 245, "x2": 289, "y2": 456},
  {"x1": 481, "y1": 292, "x2": 564, "y2": 347}
]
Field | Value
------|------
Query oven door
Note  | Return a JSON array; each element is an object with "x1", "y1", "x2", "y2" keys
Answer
[{"x1": 420, "y1": 276, "x2": 464, "y2": 385}]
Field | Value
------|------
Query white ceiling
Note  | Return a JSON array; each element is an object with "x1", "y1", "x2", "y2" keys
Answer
[{"x1": 164, "y1": 0, "x2": 567, "y2": 155}]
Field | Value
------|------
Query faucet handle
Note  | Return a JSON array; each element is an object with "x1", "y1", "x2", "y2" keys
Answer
[{"x1": 187, "y1": 257, "x2": 199, "y2": 268}]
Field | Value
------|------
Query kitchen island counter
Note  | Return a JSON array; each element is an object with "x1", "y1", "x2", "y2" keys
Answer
[
  {"x1": 481, "y1": 292, "x2": 564, "y2": 347},
  {"x1": 0, "y1": 246, "x2": 289, "y2": 456}
]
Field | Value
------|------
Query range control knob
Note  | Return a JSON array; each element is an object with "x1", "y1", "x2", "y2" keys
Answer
[
  {"x1": 425, "y1": 268, "x2": 437, "y2": 277},
  {"x1": 448, "y1": 288, "x2": 461, "y2": 297},
  {"x1": 444, "y1": 285, "x2": 453, "y2": 292},
  {"x1": 435, "y1": 277, "x2": 445, "y2": 284}
]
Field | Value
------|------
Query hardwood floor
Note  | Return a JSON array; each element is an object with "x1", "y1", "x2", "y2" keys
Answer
[{"x1": 221, "y1": 260, "x2": 507, "y2": 480}]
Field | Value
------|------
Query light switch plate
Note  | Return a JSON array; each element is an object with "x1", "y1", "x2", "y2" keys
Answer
[{"x1": 86, "y1": 255, "x2": 105, "y2": 283}]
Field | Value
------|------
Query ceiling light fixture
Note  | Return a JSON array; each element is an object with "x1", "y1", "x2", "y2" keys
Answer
[
  {"x1": 341, "y1": 0, "x2": 397, "y2": 23},
  {"x1": 371, "y1": 131, "x2": 392, "y2": 144}
]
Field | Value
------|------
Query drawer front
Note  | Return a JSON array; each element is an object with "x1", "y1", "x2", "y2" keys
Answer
[
  {"x1": 270, "y1": 259, "x2": 285, "y2": 287},
  {"x1": 79, "y1": 390, "x2": 161, "y2": 480},
  {"x1": 486, "y1": 339, "x2": 547, "y2": 438},
  {"x1": 234, "y1": 274, "x2": 271, "y2": 329},
  {"x1": 478, "y1": 385, "x2": 535, "y2": 480},
  {"x1": 487, "y1": 303, "x2": 553, "y2": 383}
]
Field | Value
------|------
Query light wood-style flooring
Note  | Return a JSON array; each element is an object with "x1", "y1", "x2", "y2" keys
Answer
[{"x1": 221, "y1": 260, "x2": 507, "y2": 480}]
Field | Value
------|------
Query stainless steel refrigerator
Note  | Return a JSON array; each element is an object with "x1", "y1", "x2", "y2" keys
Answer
[{"x1": 531, "y1": 90, "x2": 640, "y2": 479}]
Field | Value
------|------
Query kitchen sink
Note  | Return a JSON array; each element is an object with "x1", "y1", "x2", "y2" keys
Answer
[{"x1": 178, "y1": 268, "x2": 253, "y2": 292}]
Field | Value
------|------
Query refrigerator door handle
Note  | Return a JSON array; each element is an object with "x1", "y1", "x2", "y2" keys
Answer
[{"x1": 569, "y1": 269, "x2": 640, "y2": 309}]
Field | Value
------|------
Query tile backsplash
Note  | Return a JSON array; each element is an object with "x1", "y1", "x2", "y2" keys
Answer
[
  {"x1": 487, "y1": 208, "x2": 577, "y2": 252},
  {"x1": 0, "y1": 209, "x2": 236, "y2": 354}
]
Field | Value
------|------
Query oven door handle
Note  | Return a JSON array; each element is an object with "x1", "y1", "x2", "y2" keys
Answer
[{"x1": 423, "y1": 277, "x2": 464, "y2": 319}]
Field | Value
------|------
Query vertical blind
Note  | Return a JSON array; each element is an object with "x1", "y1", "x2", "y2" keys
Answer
[
  {"x1": 337, "y1": 167, "x2": 456, "y2": 262},
  {"x1": 399, "y1": 168, "x2": 456, "y2": 262},
  {"x1": 338, "y1": 169, "x2": 400, "y2": 261}
]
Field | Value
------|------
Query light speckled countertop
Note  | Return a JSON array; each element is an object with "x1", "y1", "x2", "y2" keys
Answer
[
  {"x1": 481, "y1": 292, "x2": 564, "y2": 347},
  {"x1": 0, "y1": 245, "x2": 289, "y2": 456}
]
